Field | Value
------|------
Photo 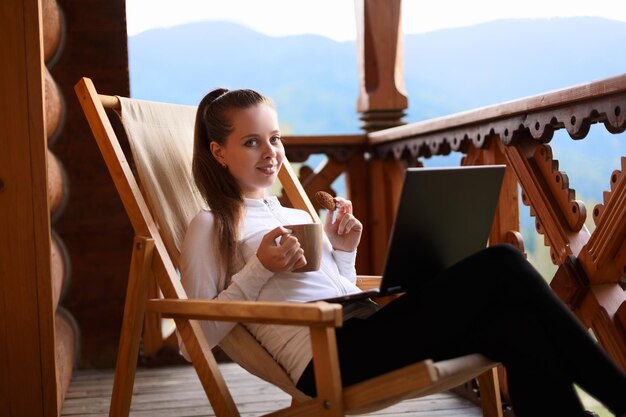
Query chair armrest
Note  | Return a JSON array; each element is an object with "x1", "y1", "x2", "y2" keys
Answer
[
  {"x1": 146, "y1": 299, "x2": 343, "y2": 327},
  {"x1": 356, "y1": 275, "x2": 381, "y2": 290}
]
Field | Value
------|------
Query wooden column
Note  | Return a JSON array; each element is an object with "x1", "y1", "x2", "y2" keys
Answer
[
  {"x1": 354, "y1": 0, "x2": 409, "y2": 274},
  {"x1": 344, "y1": 153, "x2": 372, "y2": 274},
  {"x1": 0, "y1": 0, "x2": 57, "y2": 415},
  {"x1": 355, "y1": 0, "x2": 408, "y2": 132},
  {"x1": 366, "y1": 158, "x2": 407, "y2": 274}
]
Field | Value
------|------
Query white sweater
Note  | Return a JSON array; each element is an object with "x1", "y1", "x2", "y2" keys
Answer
[{"x1": 179, "y1": 196, "x2": 361, "y2": 383}]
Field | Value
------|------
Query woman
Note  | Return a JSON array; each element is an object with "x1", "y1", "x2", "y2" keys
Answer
[{"x1": 181, "y1": 87, "x2": 626, "y2": 417}]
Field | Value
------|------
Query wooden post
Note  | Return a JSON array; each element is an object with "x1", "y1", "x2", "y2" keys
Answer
[
  {"x1": 0, "y1": 0, "x2": 58, "y2": 415},
  {"x1": 355, "y1": 0, "x2": 408, "y2": 132},
  {"x1": 354, "y1": 0, "x2": 409, "y2": 274},
  {"x1": 366, "y1": 158, "x2": 407, "y2": 274},
  {"x1": 344, "y1": 153, "x2": 372, "y2": 273}
]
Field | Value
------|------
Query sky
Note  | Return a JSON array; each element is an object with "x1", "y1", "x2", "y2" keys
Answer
[{"x1": 126, "y1": 0, "x2": 626, "y2": 40}]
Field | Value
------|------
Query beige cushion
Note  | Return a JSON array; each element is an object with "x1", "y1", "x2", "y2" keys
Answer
[{"x1": 117, "y1": 97, "x2": 204, "y2": 265}]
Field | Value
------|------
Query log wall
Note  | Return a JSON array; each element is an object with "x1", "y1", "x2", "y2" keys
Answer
[
  {"x1": 43, "y1": 0, "x2": 80, "y2": 411},
  {"x1": 50, "y1": 0, "x2": 133, "y2": 370}
]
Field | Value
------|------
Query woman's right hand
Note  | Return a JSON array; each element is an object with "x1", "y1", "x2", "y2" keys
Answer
[{"x1": 256, "y1": 226, "x2": 307, "y2": 272}]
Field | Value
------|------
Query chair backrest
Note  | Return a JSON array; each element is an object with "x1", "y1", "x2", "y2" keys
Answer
[
  {"x1": 114, "y1": 90, "x2": 312, "y2": 401},
  {"x1": 116, "y1": 97, "x2": 202, "y2": 266}
]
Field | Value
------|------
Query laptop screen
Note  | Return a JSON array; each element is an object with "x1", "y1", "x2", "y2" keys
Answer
[{"x1": 378, "y1": 165, "x2": 506, "y2": 294}]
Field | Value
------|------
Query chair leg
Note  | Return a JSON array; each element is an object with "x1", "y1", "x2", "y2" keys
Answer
[
  {"x1": 141, "y1": 277, "x2": 164, "y2": 356},
  {"x1": 310, "y1": 327, "x2": 344, "y2": 417},
  {"x1": 109, "y1": 236, "x2": 155, "y2": 417},
  {"x1": 477, "y1": 367, "x2": 503, "y2": 417}
]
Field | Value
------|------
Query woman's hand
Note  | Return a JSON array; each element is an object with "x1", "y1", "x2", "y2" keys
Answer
[
  {"x1": 324, "y1": 197, "x2": 362, "y2": 252},
  {"x1": 256, "y1": 226, "x2": 307, "y2": 272}
]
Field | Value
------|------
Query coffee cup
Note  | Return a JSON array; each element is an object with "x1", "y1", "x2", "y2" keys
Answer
[{"x1": 282, "y1": 223, "x2": 323, "y2": 272}]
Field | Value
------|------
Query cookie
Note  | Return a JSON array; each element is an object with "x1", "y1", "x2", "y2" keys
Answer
[{"x1": 315, "y1": 191, "x2": 336, "y2": 211}]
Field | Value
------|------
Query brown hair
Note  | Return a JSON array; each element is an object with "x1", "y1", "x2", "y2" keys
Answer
[{"x1": 192, "y1": 88, "x2": 273, "y2": 277}]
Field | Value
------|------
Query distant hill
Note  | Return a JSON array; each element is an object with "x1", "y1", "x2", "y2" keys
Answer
[
  {"x1": 403, "y1": 17, "x2": 626, "y2": 119},
  {"x1": 129, "y1": 21, "x2": 357, "y2": 134},
  {"x1": 129, "y1": 17, "x2": 626, "y2": 128},
  {"x1": 129, "y1": 17, "x2": 626, "y2": 221}
]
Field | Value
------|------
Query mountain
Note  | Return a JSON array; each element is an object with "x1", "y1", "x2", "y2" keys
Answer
[
  {"x1": 129, "y1": 17, "x2": 626, "y2": 128},
  {"x1": 128, "y1": 17, "x2": 626, "y2": 227},
  {"x1": 129, "y1": 21, "x2": 357, "y2": 134},
  {"x1": 403, "y1": 18, "x2": 626, "y2": 118}
]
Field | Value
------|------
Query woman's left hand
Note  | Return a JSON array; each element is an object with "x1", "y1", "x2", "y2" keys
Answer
[{"x1": 324, "y1": 197, "x2": 362, "y2": 252}]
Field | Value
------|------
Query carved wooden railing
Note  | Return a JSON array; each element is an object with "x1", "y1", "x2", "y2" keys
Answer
[{"x1": 283, "y1": 74, "x2": 626, "y2": 400}]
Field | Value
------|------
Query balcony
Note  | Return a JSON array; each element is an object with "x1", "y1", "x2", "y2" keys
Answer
[{"x1": 2, "y1": 0, "x2": 624, "y2": 416}]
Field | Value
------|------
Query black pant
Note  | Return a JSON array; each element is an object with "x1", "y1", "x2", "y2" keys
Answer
[{"x1": 296, "y1": 244, "x2": 626, "y2": 417}]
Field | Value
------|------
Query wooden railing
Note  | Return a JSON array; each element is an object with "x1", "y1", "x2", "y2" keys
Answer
[{"x1": 283, "y1": 73, "x2": 626, "y2": 380}]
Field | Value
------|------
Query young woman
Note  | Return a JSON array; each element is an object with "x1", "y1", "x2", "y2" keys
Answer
[{"x1": 181, "y1": 87, "x2": 626, "y2": 417}]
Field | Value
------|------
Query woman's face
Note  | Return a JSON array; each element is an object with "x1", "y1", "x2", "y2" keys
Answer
[{"x1": 211, "y1": 104, "x2": 285, "y2": 199}]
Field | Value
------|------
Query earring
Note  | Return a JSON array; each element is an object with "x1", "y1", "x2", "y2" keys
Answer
[{"x1": 221, "y1": 163, "x2": 227, "y2": 169}]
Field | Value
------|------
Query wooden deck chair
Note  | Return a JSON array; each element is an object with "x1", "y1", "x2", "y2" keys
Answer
[{"x1": 75, "y1": 76, "x2": 503, "y2": 417}]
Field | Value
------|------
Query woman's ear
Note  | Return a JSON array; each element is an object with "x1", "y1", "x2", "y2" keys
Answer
[{"x1": 209, "y1": 141, "x2": 225, "y2": 166}]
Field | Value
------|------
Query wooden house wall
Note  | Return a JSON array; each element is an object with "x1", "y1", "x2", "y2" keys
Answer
[{"x1": 49, "y1": 0, "x2": 132, "y2": 370}]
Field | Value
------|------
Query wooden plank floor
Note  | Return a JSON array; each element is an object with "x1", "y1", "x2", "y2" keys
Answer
[{"x1": 61, "y1": 363, "x2": 484, "y2": 416}]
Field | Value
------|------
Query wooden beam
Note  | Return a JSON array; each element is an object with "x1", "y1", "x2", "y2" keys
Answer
[
  {"x1": 367, "y1": 158, "x2": 407, "y2": 274},
  {"x1": 463, "y1": 140, "x2": 522, "y2": 251},
  {"x1": 0, "y1": 0, "x2": 57, "y2": 415},
  {"x1": 498, "y1": 136, "x2": 590, "y2": 265},
  {"x1": 579, "y1": 157, "x2": 626, "y2": 283},
  {"x1": 355, "y1": 0, "x2": 407, "y2": 113},
  {"x1": 354, "y1": 0, "x2": 407, "y2": 131},
  {"x1": 368, "y1": 73, "x2": 626, "y2": 144},
  {"x1": 345, "y1": 153, "x2": 372, "y2": 274}
]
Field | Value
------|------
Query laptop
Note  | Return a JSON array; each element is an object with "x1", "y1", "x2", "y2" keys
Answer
[{"x1": 318, "y1": 164, "x2": 506, "y2": 304}]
